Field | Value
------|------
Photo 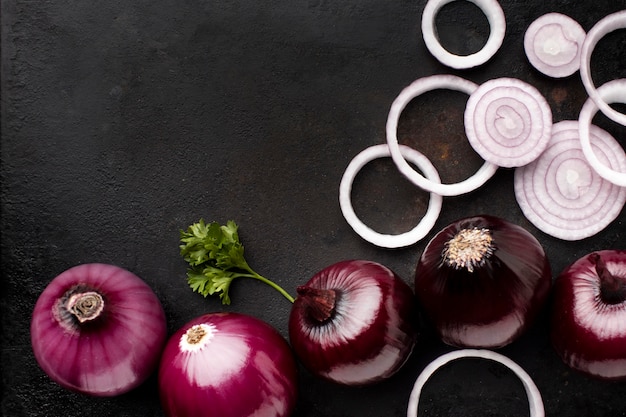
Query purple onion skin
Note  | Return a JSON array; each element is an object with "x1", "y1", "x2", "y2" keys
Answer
[
  {"x1": 30, "y1": 263, "x2": 167, "y2": 397},
  {"x1": 158, "y1": 312, "x2": 298, "y2": 417},
  {"x1": 415, "y1": 215, "x2": 551, "y2": 348},
  {"x1": 551, "y1": 250, "x2": 626, "y2": 380},
  {"x1": 288, "y1": 260, "x2": 418, "y2": 385}
]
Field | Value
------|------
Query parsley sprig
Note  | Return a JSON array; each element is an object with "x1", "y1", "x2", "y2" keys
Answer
[{"x1": 179, "y1": 219, "x2": 295, "y2": 305}]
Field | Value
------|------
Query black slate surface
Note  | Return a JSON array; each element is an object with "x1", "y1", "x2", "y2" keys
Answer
[{"x1": 2, "y1": 0, "x2": 625, "y2": 416}]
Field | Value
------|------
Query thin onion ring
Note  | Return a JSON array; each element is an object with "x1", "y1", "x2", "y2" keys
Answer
[
  {"x1": 339, "y1": 144, "x2": 443, "y2": 249},
  {"x1": 579, "y1": 10, "x2": 626, "y2": 126},
  {"x1": 579, "y1": 78, "x2": 626, "y2": 187},
  {"x1": 421, "y1": 0, "x2": 506, "y2": 69},
  {"x1": 386, "y1": 74, "x2": 499, "y2": 196},
  {"x1": 406, "y1": 349, "x2": 545, "y2": 417}
]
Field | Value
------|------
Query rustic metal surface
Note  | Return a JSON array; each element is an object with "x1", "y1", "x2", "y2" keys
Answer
[{"x1": 2, "y1": 0, "x2": 625, "y2": 416}]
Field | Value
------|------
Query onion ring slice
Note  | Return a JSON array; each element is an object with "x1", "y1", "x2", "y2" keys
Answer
[
  {"x1": 464, "y1": 77, "x2": 553, "y2": 167},
  {"x1": 421, "y1": 0, "x2": 506, "y2": 69},
  {"x1": 339, "y1": 144, "x2": 443, "y2": 249},
  {"x1": 386, "y1": 74, "x2": 499, "y2": 196},
  {"x1": 579, "y1": 78, "x2": 626, "y2": 187},
  {"x1": 580, "y1": 10, "x2": 626, "y2": 126},
  {"x1": 523, "y1": 12, "x2": 586, "y2": 78},
  {"x1": 514, "y1": 120, "x2": 626, "y2": 241},
  {"x1": 406, "y1": 349, "x2": 545, "y2": 417}
]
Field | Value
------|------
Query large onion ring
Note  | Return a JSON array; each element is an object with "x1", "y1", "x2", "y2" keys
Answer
[
  {"x1": 579, "y1": 78, "x2": 626, "y2": 187},
  {"x1": 579, "y1": 10, "x2": 626, "y2": 126},
  {"x1": 421, "y1": 0, "x2": 506, "y2": 69},
  {"x1": 464, "y1": 77, "x2": 553, "y2": 167},
  {"x1": 514, "y1": 120, "x2": 626, "y2": 241},
  {"x1": 386, "y1": 74, "x2": 499, "y2": 196},
  {"x1": 406, "y1": 349, "x2": 544, "y2": 417},
  {"x1": 339, "y1": 144, "x2": 443, "y2": 248}
]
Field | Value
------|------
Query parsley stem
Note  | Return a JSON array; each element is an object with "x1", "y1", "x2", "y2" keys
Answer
[{"x1": 238, "y1": 272, "x2": 295, "y2": 303}]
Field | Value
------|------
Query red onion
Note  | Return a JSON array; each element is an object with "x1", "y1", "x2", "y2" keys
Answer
[
  {"x1": 464, "y1": 77, "x2": 553, "y2": 168},
  {"x1": 551, "y1": 250, "x2": 626, "y2": 380},
  {"x1": 288, "y1": 260, "x2": 418, "y2": 385},
  {"x1": 514, "y1": 120, "x2": 626, "y2": 241},
  {"x1": 407, "y1": 349, "x2": 545, "y2": 417},
  {"x1": 414, "y1": 215, "x2": 551, "y2": 348},
  {"x1": 158, "y1": 312, "x2": 298, "y2": 417},
  {"x1": 30, "y1": 263, "x2": 167, "y2": 396},
  {"x1": 523, "y1": 12, "x2": 586, "y2": 78}
]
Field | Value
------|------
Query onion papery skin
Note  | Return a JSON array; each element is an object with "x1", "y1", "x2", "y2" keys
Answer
[
  {"x1": 288, "y1": 260, "x2": 418, "y2": 385},
  {"x1": 551, "y1": 250, "x2": 626, "y2": 380},
  {"x1": 158, "y1": 312, "x2": 298, "y2": 417},
  {"x1": 414, "y1": 215, "x2": 551, "y2": 348},
  {"x1": 30, "y1": 263, "x2": 167, "y2": 397}
]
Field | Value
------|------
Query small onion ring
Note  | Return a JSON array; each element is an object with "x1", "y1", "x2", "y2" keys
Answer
[
  {"x1": 579, "y1": 78, "x2": 626, "y2": 187},
  {"x1": 406, "y1": 349, "x2": 545, "y2": 417},
  {"x1": 524, "y1": 13, "x2": 586, "y2": 78},
  {"x1": 339, "y1": 144, "x2": 443, "y2": 249},
  {"x1": 464, "y1": 77, "x2": 553, "y2": 167},
  {"x1": 579, "y1": 10, "x2": 626, "y2": 126},
  {"x1": 514, "y1": 120, "x2": 626, "y2": 241},
  {"x1": 386, "y1": 74, "x2": 499, "y2": 196},
  {"x1": 421, "y1": 0, "x2": 506, "y2": 69}
]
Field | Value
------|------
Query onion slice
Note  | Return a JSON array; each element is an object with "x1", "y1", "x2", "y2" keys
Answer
[
  {"x1": 514, "y1": 120, "x2": 626, "y2": 241},
  {"x1": 339, "y1": 144, "x2": 443, "y2": 248},
  {"x1": 386, "y1": 74, "x2": 499, "y2": 196},
  {"x1": 407, "y1": 349, "x2": 545, "y2": 417},
  {"x1": 464, "y1": 77, "x2": 553, "y2": 167},
  {"x1": 421, "y1": 0, "x2": 506, "y2": 69},
  {"x1": 579, "y1": 78, "x2": 626, "y2": 187},
  {"x1": 580, "y1": 10, "x2": 626, "y2": 126},
  {"x1": 524, "y1": 13, "x2": 586, "y2": 78}
]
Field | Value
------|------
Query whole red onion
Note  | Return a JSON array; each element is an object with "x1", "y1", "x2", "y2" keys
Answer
[
  {"x1": 551, "y1": 249, "x2": 626, "y2": 380},
  {"x1": 158, "y1": 312, "x2": 298, "y2": 417},
  {"x1": 30, "y1": 263, "x2": 167, "y2": 396},
  {"x1": 414, "y1": 215, "x2": 551, "y2": 348},
  {"x1": 288, "y1": 259, "x2": 418, "y2": 385}
]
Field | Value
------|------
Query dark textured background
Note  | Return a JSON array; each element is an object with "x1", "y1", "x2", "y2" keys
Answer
[{"x1": 2, "y1": 0, "x2": 625, "y2": 416}]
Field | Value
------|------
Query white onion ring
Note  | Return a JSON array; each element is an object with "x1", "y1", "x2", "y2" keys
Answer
[
  {"x1": 579, "y1": 78, "x2": 626, "y2": 187},
  {"x1": 386, "y1": 74, "x2": 499, "y2": 196},
  {"x1": 406, "y1": 349, "x2": 545, "y2": 417},
  {"x1": 464, "y1": 77, "x2": 553, "y2": 167},
  {"x1": 421, "y1": 0, "x2": 506, "y2": 69},
  {"x1": 580, "y1": 10, "x2": 626, "y2": 126},
  {"x1": 339, "y1": 144, "x2": 443, "y2": 249},
  {"x1": 524, "y1": 12, "x2": 586, "y2": 78},
  {"x1": 514, "y1": 120, "x2": 626, "y2": 241}
]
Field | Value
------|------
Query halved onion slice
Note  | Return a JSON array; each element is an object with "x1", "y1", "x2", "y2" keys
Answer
[
  {"x1": 524, "y1": 12, "x2": 586, "y2": 78},
  {"x1": 580, "y1": 10, "x2": 626, "y2": 126},
  {"x1": 464, "y1": 77, "x2": 553, "y2": 167},
  {"x1": 386, "y1": 74, "x2": 499, "y2": 196},
  {"x1": 579, "y1": 78, "x2": 626, "y2": 187},
  {"x1": 421, "y1": 0, "x2": 506, "y2": 69},
  {"x1": 407, "y1": 349, "x2": 545, "y2": 417},
  {"x1": 514, "y1": 120, "x2": 626, "y2": 241},
  {"x1": 339, "y1": 144, "x2": 443, "y2": 249}
]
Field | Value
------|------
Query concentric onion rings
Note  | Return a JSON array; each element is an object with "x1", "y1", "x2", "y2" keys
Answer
[
  {"x1": 579, "y1": 78, "x2": 626, "y2": 187},
  {"x1": 386, "y1": 74, "x2": 499, "y2": 196},
  {"x1": 407, "y1": 349, "x2": 545, "y2": 417},
  {"x1": 421, "y1": 0, "x2": 506, "y2": 69},
  {"x1": 464, "y1": 77, "x2": 553, "y2": 167},
  {"x1": 580, "y1": 10, "x2": 626, "y2": 126},
  {"x1": 339, "y1": 144, "x2": 443, "y2": 249},
  {"x1": 514, "y1": 120, "x2": 626, "y2": 241}
]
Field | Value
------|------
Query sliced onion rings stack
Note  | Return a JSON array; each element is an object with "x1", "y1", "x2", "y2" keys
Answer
[
  {"x1": 421, "y1": 0, "x2": 506, "y2": 69},
  {"x1": 464, "y1": 77, "x2": 553, "y2": 167},
  {"x1": 407, "y1": 349, "x2": 545, "y2": 417},
  {"x1": 514, "y1": 120, "x2": 626, "y2": 241}
]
